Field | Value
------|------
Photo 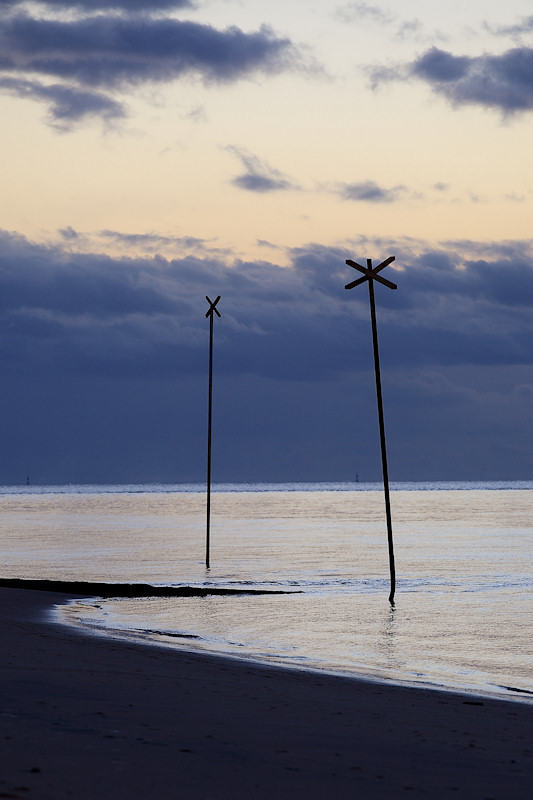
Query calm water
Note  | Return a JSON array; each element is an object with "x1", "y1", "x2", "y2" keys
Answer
[{"x1": 1, "y1": 482, "x2": 532, "y2": 702}]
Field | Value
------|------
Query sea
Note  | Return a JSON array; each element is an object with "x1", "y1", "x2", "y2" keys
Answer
[{"x1": 1, "y1": 481, "x2": 532, "y2": 703}]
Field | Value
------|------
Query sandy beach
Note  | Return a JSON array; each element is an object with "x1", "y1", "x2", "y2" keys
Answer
[{"x1": 1, "y1": 587, "x2": 532, "y2": 799}]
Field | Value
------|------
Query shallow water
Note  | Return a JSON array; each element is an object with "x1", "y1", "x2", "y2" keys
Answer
[{"x1": 1, "y1": 482, "x2": 532, "y2": 701}]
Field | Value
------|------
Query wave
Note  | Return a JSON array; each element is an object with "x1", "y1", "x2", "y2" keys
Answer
[{"x1": 0, "y1": 479, "x2": 532, "y2": 496}]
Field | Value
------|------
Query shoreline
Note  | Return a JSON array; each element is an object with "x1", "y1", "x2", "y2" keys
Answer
[
  {"x1": 2, "y1": 587, "x2": 532, "y2": 798},
  {"x1": 4, "y1": 579, "x2": 529, "y2": 704},
  {"x1": 57, "y1": 592, "x2": 533, "y2": 708}
]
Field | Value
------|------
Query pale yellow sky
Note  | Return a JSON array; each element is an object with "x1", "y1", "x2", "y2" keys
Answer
[{"x1": 1, "y1": 0, "x2": 533, "y2": 262}]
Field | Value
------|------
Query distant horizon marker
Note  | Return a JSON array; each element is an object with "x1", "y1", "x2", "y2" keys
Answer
[
  {"x1": 205, "y1": 294, "x2": 221, "y2": 570},
  {"x1": 345, "y1": 256, "x2": 397, "y2": 604}
]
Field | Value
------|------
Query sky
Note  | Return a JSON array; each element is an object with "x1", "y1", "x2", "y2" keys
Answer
[{"x1": 1, "y1": 0, "x2": 533, "y2": 485}]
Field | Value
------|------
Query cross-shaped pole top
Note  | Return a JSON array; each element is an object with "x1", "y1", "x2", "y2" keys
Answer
[
  {"x1": 205, "y1": 295, "x2": 221, "y2": 318},
  {"x1": 345, "y1": 256, "x2": 397, "y2": 291}
]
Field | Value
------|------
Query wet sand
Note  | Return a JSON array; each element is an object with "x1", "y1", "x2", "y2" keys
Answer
[{"x1": 1, "y1": 587, "x2": 532, "y2": 799}]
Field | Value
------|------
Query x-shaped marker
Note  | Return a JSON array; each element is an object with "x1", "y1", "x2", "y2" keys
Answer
[
  {"x1": 345, "y1": 256, "x2": 397, "y2": 291},
  {"x1": 205, "y1": 295, "x2": 221, "y2": 318}
]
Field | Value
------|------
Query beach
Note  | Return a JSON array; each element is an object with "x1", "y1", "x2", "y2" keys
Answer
[{"x1": 1, "y1": 587, "x2": 532, "y2": 799}]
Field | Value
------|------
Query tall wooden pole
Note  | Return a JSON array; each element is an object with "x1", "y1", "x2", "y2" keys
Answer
[
  {"x1": 205, "y1": 295, "x2": 221, "y2": 569},
  {"x1": 367, "y1": 268, "x2": 396, "y2": 604},
  {"x1": 345, "y1": 257, "x2": 397, "y2": 604}
]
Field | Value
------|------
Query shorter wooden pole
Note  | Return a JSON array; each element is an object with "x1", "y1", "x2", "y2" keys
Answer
[
  {"x1": 206, "y1": 309, "x2": 214, "y2": 569},
  {"x1": 205, "y1": 295, "x2": 220, "y2": 570}
]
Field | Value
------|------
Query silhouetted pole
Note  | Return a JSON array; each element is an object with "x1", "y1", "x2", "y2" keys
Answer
[
  {"x1": 345, "y1": 256, "x2": 397, "y2": 604},
  {"x1": 205, "y1": 295, "x2": 221, "y2": 569}
]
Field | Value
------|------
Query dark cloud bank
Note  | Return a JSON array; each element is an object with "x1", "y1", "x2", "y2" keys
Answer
[
  {"x1": 0, "y1": 1, "x2": 298, "y2": 128},
  {"x1": 1, "y1": 230, "x2": 532, "y2": 485}
]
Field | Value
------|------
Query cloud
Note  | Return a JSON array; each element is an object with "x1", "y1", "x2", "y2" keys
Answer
[
  {"x1": 336, "y1": 3, "x2": 394, "y2": 25},
  {"x1": 394, "y1": 19, "x2": 425, "y2": 41},
  {"x1": 335, "y1": 3, "x2": 442, "y2": 43},
  {"x1": 3, "y1": 227, "x2": 533, "y2": 384},
  {"x1": 415, "y1": 47, "x2": 533, "y2": 113},
  {"x1": 485, "y1": 16, "x2": 533, "y2": 39},
  {"x1": 0, "y1": 8, "x2": 300, "y2": 127},
  {"x1": 59, "y1": 226, "x2": 81, "y2": 241},
  {"x1": 2, "y1": 0, "x2": 195, "y2": 10},
  {"x1": 97, "y1": 229, "x2": 215, "y2": 254},
  {"x1": 1, "y1": 229, "x2": 533, "y2": 382},
  {"x1": 0, "y1": 14, "x2": 297, "y2": 88},
  {"x1": 1, "y1": 230, "x2": 533, "y2": 483},
  {"x1": 333, "y1": 180, "x2": 408, "y2": 203},
  {"x1": 372, "y1": 46, "x2": 533, "y2": 115},
  {"x1": 58, "y1": 227, "x2": 230, "y2": 258},
  {"x1": 226, "y1": 146, "x2": 299, "y2": 193},
  {"x1": 0, "y1": 76, "x2": 126, "y2": 128}
]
